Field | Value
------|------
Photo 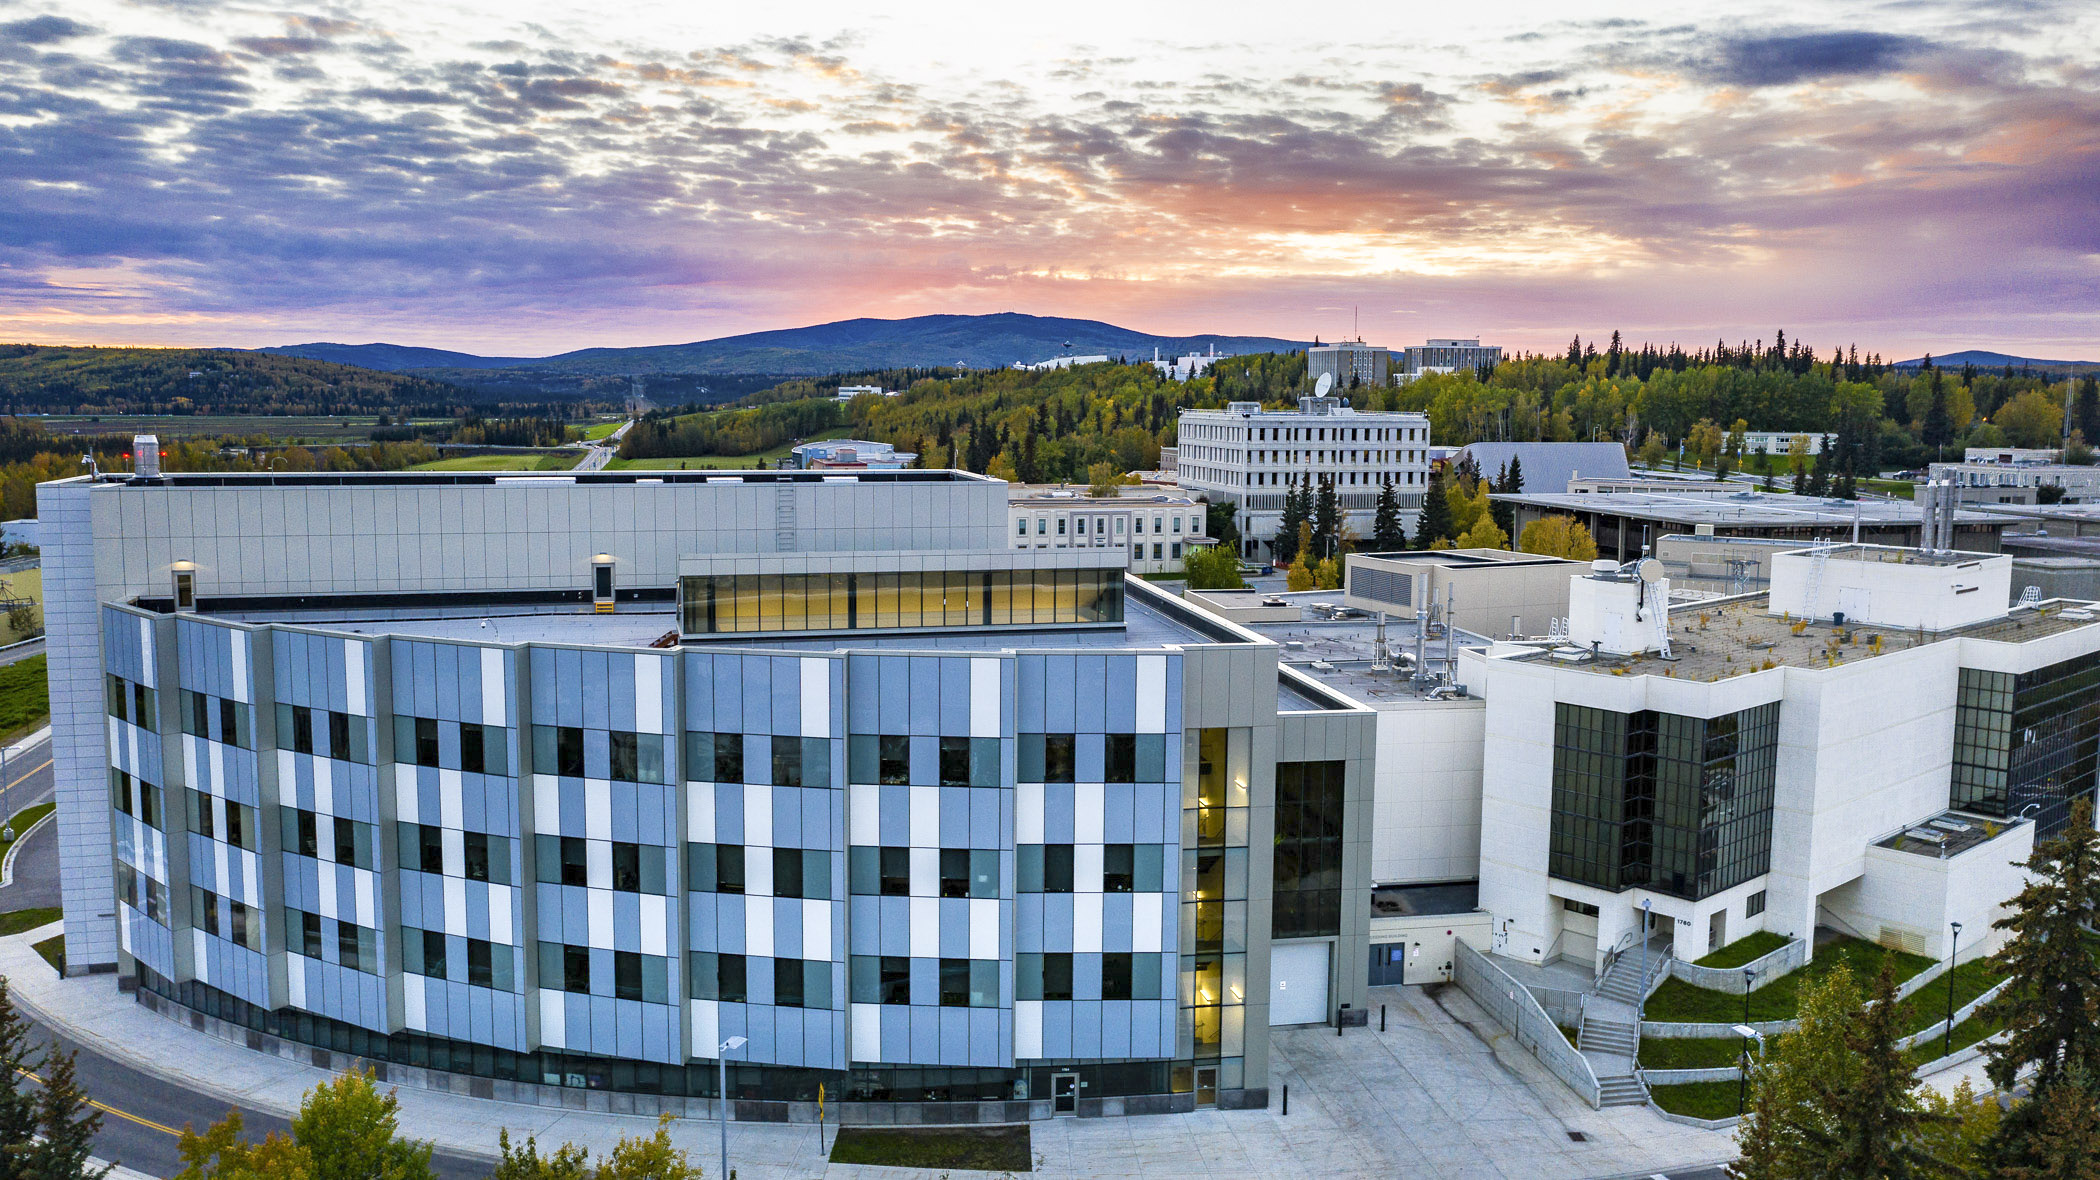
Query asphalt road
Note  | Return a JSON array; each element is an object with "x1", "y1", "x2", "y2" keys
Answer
[
  {"x1": 0, "y1": 737, "x2": 57, "y2": 910},
  {"x1": 0, "y1": 638, "x2": 42, "y2": 667}
]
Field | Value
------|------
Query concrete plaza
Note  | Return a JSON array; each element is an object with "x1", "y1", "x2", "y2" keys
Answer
[{"x1": 0, "y1": 921, "x2": 1737, "y2": 1178}]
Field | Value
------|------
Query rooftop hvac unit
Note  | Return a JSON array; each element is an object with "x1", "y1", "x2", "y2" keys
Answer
[
  {"x1": 1929, "y1": 817, "x2": 1972, "y2": 833},
  {"x1": 1904, "y1": 827, "x2": 1946, "y2": 844},
  {"x1": 1308, "y1": 661, "x2": 1336, "y2": 672}
]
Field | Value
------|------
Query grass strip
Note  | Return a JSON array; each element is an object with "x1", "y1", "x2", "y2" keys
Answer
[{"x1": 829, "y1": 1125, "x2": 1032, "y2": 1171}]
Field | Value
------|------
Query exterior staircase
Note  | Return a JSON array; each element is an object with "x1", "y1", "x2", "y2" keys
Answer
[{"x1": 1579, "y1": 936, "x2": 1673, "y2": 1108}]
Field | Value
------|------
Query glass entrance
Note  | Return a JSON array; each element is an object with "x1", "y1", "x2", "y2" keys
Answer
[{"x1": 1051, "y1": 1071, "x2": 1078, "y2": 1115}]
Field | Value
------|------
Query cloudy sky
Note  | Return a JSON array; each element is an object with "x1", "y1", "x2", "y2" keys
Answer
[{"x1": 1, "y1": 0, "x2": 2096, "y2": 358}]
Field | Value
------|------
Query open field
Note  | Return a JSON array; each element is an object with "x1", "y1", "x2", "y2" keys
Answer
[
  {"x1": 582, "y1": 419, "x2": 625, "y2": 440},
  {"x1": 605, "y1": 425, "x2": 854, "y2": 470},
  {"x1": 1645, "y1": 936, "x2": 1932, "y2": 1023},
  {"x1": 34, "y1": 414, "x2": 451, "y2": 443},
  {"x1": 408, "y1": 453, "x2": 579, "y2": 472},
  {"x1": 0, "y1": 654, "x2": 46, "y2": 743},
  {"x1": 0, "y1": 568, "x2": 40, "y2": 644}
]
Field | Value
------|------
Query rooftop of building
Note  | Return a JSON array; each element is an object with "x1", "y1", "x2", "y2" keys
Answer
[
  {"x1": 1504, "y1": 592, "x2": 2099, "y2": 681},
  {"x1": 196, "y1": 579, "x2": 1361, "y2": 714},
  {"x1": 1352, "y1": 548, "x2": 1576, "y2": 569},
  {"x1": 1460, "y1": 441, "x2": 1630, "y2": 491},
  {"x1": 1006, "y1": 484, "x2": 1200, "y2": 505},
  {"x1": 68, "y1": 468, "x2": 991, "y2": 490},
  {"x1": 1193, "y1": 398, "x2": 1420, "y2": 419},
  {"x1": 1494, "y1": 488, "x2": 2000, "y2": 527},
  {"x1": 1875, "y1": 811, "x2": 2025, "y2": 860},
  {"x1": 1235, "y1": 610, "x2": 1493, "y2": 706},
  {"x1": 1372, "y1": 880, "x2": 1481, "y2": 917}
]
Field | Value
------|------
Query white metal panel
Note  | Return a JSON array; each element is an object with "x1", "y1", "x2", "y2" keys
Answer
[{"x1": 1269, "y1": 941, "x2": 1331, "y2": 1026}]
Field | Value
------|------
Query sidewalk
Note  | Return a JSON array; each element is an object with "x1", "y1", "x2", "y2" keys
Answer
[{"x1": 0, "y1": 922, "x2": 1734, "y2": 1178}]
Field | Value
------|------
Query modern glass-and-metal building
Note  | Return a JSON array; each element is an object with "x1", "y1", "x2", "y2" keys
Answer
[{"x1": 46, "y1": 467, "x2": 1373, "y2": 1119}]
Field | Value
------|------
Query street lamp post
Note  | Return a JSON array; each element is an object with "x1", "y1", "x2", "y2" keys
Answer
[
  {"x1": 1943, "y1": 922, "x2": 1962, "y2": 1057},
  {"x1": 717, "y1": 1035, "x2": 747, "y2": 1180},
  {"x1": 1736, "y1": 967, "x2": 1757, "y2": 1114},
  {"x1": 1732, "y1": 1024, "x2": 1767, "y2": 1116}
]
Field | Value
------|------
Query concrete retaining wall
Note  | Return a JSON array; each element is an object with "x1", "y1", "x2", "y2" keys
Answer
[
  {"x1": 1458, "y1": 942, "x2": 1601, "y2": 1108},
  {"x1": 1670, "y1": 938, "x2": 1807, "y2": 995}
]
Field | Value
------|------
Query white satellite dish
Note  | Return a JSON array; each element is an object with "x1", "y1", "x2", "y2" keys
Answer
[
  {"x1": 1314, "y1": 372, "x2": 1334, "y2": 397},
  {"x1": 1636, "y1": 557, "x2": 1664, "y2": 583}
]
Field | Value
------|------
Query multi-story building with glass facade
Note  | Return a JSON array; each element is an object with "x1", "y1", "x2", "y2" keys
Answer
[
  {"x1": 1463, "y1": 543, "x2": 2100, "y2": 971},
  {"x1": 46, "y1": 465, "x2": 1374, "y2": 1119}
]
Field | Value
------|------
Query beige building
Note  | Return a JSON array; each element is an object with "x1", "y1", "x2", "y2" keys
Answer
[{"x1": 1342, "y1": 549, "x2": 1586, "y2": 639}]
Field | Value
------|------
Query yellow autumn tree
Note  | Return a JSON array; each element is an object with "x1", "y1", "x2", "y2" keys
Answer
[
  {"x1": 1519, "y1": 515, "x2": 1598, "y2": 561},
  {"x1": 1455, "y1": 515, "x2": 1510, "y2": 551}
]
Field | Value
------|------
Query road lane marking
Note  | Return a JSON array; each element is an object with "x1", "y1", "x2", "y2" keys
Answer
[{"x1": 17, "y1": 1066, "x2": 182, "y2": 1137}]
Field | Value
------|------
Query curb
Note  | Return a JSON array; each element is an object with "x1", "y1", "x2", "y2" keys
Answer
[
  {"x1": 0, "y1": 806, "x2": 54, "y2": 886},
  {"x1": 0, "y1": 925, "x2": 497, "y2": 1167}
]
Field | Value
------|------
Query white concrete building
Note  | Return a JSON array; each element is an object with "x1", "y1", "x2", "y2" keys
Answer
[
  {"x1": 1967, "y1": 446, "x2": 2060, "y2": 465},
  {"x1": 1176, "y1": 398, "x2": 1430, "y2": 560},
  {"x1": 1397, "y1": 339, "x2": 1501, "y2": 380},
  {"x1": 1737, "y1": 431, "x2": 1836, "y2": 457},
  {"x1": 1307, "y1": 342, "x2": 1390, "y2": 391},
  {"x1": 1008, "y1": 485, "x2": 1209, "y2": 574},
  {"x1": 1150, "y1": 346, "x2": 1229, "y2": 381},
  {"x1": 1931, "y1": 460, "x2": 2100, "y2": 505},
  {"x1": 1014, "y1": 355, "x2": 1110, "y2": 372},
  {"x1": 1460, "y1": 545, "x2": 2098, "y2": 971}
]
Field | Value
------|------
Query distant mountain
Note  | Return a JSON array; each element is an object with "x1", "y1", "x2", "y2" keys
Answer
[
  {"x1": 254, "y1": 342, "x2": 531, "y2": 371},
  {"x1": 1892, "y1": 350, "x2": 2098, "y2": 374},
  {"x1": 257, "y1": 313, "x2": 1309, "y2": 377}
]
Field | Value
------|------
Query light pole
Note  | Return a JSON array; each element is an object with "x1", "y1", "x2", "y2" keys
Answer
[
  {"x1": 1943, "y1": 922, "x2": 1962, "y2": 1057},
  {"x1": 1731, "y1": 1023, "x2": 1767, "y2": 1116},
  {"x1": 717, "y1": 1035, "x2": 747, "y2": 1180},
  {"x1": 1637, "y1": 900, "x2": 1653, "y2": 1021}
]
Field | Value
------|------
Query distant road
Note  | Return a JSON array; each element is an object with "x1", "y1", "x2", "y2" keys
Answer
[
  {"x1": 0, "y1": 638, "x2": 42, "y2": 667},
  {"x1": 573, "y1": 418, "x2": 634, "y2": 472}
]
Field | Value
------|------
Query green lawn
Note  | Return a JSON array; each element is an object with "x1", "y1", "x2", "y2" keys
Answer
[
  {"x1": 1890, "y1": 959, "x2": 2007, "y2": 1037},
  {"x1": 407, "y1": 453, "x2": 578, "y2": 472},
  {"x1": 0, "y1": 907, "x2": 60, "y2": 937},
  {"x1": 1642, "y1": 1036, "x2": 1753, "y2": 1071},
  {"x1": 606, "y1": 425, "x2": 855, "y2": 471},
  {"x1": 0, "y1": 654, "x2": 48, "y2": 743},
  {"x1": 582, "y1": 419, "x2": 625, "y2": 440},
  {"x1": 1862, "y1": 478, "x2": 1917, "y2": 500},
  {"x1": 829, "y1": 1125, "x2": 1031, "y2": 1171},
  {"x1": 1694, "y1": 931, "x2": 1791, "y2": 969},
  {"x1": 0, "y1": 801, "x2": 54, "y2": 855},
  {"x1": 1644, "y1": 937, "x2": 1933, "y2": 1024},
  {"x1": 31, "y1": 934, "x2": 61, "y2": 974},
  {"x1": 1906, "y1": 1006, "x2": 2006, "y2": 1067},
  {"x1": 1648, "y1": 1080, "x2": 1746, "y2": 1121}
]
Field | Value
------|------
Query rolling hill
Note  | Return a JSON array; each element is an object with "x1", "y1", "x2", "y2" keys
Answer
[
  {"x1": 1892, "y1": 350, "x2": 2098, "y2": 374},
  {"x1": 257, "y1": 313, "x2": 1310, "y2": 377},
  {"x1": 0, "y1": 344, "x2": 477, "y2": 415}
]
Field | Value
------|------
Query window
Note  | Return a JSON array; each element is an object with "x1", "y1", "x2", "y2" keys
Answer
[
  {"x1": 772, "y1": 847, "x2": 830, "y2": 900},
  {"x1": 299, "y1": 910, "x2": 322, "y2": 958},
  {"x1": 1104, "y1": 844, "x2": 1135, "y2": 893},
  {"x1": 422, "y1": 929, "x2": 449, "y2": 980},
  {"x1": 1104, "y1": 734, "x2": 1136, "y2": 783},
  {"x1": 685, "y1": 842, "x2": 745, "y2": 894},
  {"x1": 334, "y1": 816, "x2": 359, "y2": 865},
  {"x1": 460, "y1": 722, "x2": 487, "y2": 775},
  {"x1": 1018, "y1": 734, "x2": 1076, "y2": 783},
  {"x1": 287, "y1": 808, "x2": 320, "y2": 858},
  {"x1": 689, "y1": 951, "x2": 748, "y2": 1003},
  {"x1": 563, "y1": 945, "x2": 591, "y2": 994},
  {"x1": 684, "y1": 731, "x2": 745, "y2": 784},
  {"x1": 610, "y1": 731, "x2": 664, "y2": 782},
  {"x1": 1562, "y1": 898, "x2": 1600, "y2": 917},
  {"x1": 190, "y1": 789, "x2": 215, "y2": 839},
  {"x1": 880, "y1": 955, "x2": 911, "y2": 1004},
  {"x1": 466, "y1": 939, "x2": 497, "y2": 989},
  {"x1": 1017, "y1": 519, "x2": 1027, "y2": 536},
  {"x1": 415, "y1": 717, "x2": 440, "y2": 768},
  {"x1": 1102, "y1": 952, "x2": 1134, "y2": 1000},
  {"x1": 774, "y1": 958, "x2": 830, "y2": 1009},
  {"x1": 939, "y1": 958, "x2": 971, "y2": 1007},
  {"x1": 614, "y1": 951, "x2": 643, "y2": 1001},
  {"x1": 608, "y1": 842, "x2": 662, "y2": 894},
  {"x1": 192, "y1": 887, "x2": 219, "y2": 937},
  {"x1": 1018, "y1": 843, "x2": 1074, "y2": 893},
  {"x1": 1017, "y1": 952, "x2": 1073, "y2": 1001},
  {"x1": 1746, "y1": 890, "x2": 1767, "y2": 917}
]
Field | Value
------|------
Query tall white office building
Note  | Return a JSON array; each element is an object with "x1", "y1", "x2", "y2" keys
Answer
[{"x1": 1175, "y1": 397, "x2": 1430, "y2": 559}]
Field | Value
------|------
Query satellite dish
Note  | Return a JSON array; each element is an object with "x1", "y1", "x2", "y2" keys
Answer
[
  {"x1": 1636, "y1": 558, "x2": 1664, "y2": 583},
  {"x1": 1314, "y1": 372, "x2": 1334, "y2": 397}
]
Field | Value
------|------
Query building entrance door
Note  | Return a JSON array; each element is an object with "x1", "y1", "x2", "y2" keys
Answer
[
  {"x1": 1195, "y1": 1066, "x2": 1218, "y2": 1107},
  {"x1": 1708, "y1": 909, "x2": 1726, "y2": 955},
  {"x1": 1051, "y1": 1072, "x2": 1079, "y2": 1115}
]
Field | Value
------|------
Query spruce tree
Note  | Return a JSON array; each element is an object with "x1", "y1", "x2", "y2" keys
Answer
[
  {"x1": 1979, "y1": 798, "x2": 2100, "y2": 1095},
  {"x1": 1921, "y1": 372, "x2": 1956, "y2": 449},
  {"x1": 1311, "y1": 477, "x2": 1341, "y2": 562},
  {"x1": 0, "y1": 980, "x2": 39, "y2": 1160},
  {"x1": 1501, "y1": 453, "x2": 1524, "y2": 494},
  {"x1": 19, "y1": 1048, "x2": 109, "y2": 1180},
  {"x1": 1416, "y1": 468, "x2": 1456, "y2": 546},
  {"x1": 1987, "y1": 1065, "x2": 2100, "y2": 1180},
  {"x1": 2077, "y1": 375, "x2": 2100, "y2": 448},
  {"x1": 1273, "y1": 475, "x2": 1308, "y2": 565},
  {"x1": 1787, "y1": 958, "x2": 1954, "y2": 1178},
  {"x1": 1371, "y1": 477, "x2": 1408, "y2": 551}
]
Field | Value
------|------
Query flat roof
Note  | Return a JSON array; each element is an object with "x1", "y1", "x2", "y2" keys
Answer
[
  {"x1": 1354, "y1": 549, "x2": 1575, "y2": 568},
  {"x1": 1240, "y1": 613, "x2": 1492, "y2": 705},
  {"x1": 1496, "y1": 489, "x2": 2000, "y2": 527},
  {"x1": 1876, "y1": 811, "x2": 2023, "y2": 859},
  {"x1": 206, "y1": 583, "x2": 1234, "y2": 653},
  {"x1": 1508, "y1": 593, "x2": 2099, "y2": 681},
  {"x1": 71, "y1": 469, "x2": 993, "y2": 490}
]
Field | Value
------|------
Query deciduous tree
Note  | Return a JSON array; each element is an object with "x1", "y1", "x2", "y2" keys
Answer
[{"x1": 1517, "y1": 515, "x2": 1597, "y2": 561}]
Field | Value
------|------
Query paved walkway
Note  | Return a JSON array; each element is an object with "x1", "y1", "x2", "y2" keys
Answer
[{"x1": 0, "y1": 922, "x2": 1735, "y2": 1178}]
